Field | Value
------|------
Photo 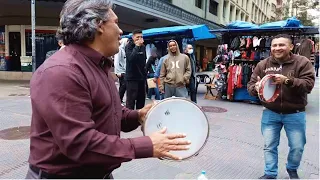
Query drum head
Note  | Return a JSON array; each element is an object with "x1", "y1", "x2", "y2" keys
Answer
[
  {"x1": 263, "y1": 77, "x2": 277, "y2": 100},
  {"x1": 258, "y1": 74, "x2": 280, "y2": 102},
  {"x1": 144, "y1": 98, "x2": 209, "y2": 160}
]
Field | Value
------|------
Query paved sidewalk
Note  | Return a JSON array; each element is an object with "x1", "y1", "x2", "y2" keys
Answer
[{"x1": 0, "y1": 79, "x2": 319, "y2": 179}]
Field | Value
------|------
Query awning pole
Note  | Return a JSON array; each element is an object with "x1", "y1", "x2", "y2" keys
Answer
[{"x1": 31, "y1": 0, "x2": 36, "y2": 72}]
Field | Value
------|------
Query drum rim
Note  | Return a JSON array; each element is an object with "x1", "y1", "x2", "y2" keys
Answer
[
  {"x1": 143, "y1": 97, "x2": 210, "y2": 161},
  {"x1": 258, "y1": 74, "x2": 280, "y2": 102}
]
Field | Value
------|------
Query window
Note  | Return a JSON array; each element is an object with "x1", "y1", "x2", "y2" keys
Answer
[
  {"x1": 195, "y1": 0, "x2": 202, "y2": 9},
  {"x1": 230, "y1": 5, "x2": 234, "y2": 21},
  {"x1": 209, "y1": 0, "x2": 218, "y2": 16},
  {"x1": 223, "y1": 1, "x2": 227, "y2": 18}
]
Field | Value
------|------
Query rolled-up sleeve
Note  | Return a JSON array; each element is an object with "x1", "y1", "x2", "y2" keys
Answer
[{"x1": 31, "y1": 65, "x2": 153, "y2": 165}]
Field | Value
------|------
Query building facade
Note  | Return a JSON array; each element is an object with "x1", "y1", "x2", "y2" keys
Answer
[
  {"x1": 0, "y1": 0, "x2": 275, "y2": 80},
  {"x1": 170, "y1": 0, "x2": 274, "y2": 25}
]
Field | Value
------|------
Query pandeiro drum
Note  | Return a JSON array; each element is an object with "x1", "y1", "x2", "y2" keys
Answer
[
  {"x1": 143, "y1": 97, "x2": 209, "y2": 160},
  {"x1": 258, "y1": 74, "x2": 280, "y2": 103}
]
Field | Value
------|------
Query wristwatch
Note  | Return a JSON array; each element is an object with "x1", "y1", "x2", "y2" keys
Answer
[
  {"x1": 284, "y1": 78, "x2": 289, "y2": 84},
  {"x1": 284, "y1": 78, "x2": 293, "y2": 86}
]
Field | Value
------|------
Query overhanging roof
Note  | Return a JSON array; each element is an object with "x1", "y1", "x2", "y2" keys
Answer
[
  {"x1": 210, "y1": 26, "x2": 319, "y2": 35},
  {"x1": 123, "y1": 24, "x2": 216, "y2": 41}
]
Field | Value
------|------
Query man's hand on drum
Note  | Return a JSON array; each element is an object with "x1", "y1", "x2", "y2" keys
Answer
[
  {"x1": 138, "y1": 104, "x2": 154, "y2": 123},
  {"x1": 149, "y1": 127, "x2": 191, "y2": 160},
  {"x1": 255, "y1": 76, "x2": 261, "y2": 92},
  {"x1": 272, "y1": 74, "x2": 287, "y2": 85}
]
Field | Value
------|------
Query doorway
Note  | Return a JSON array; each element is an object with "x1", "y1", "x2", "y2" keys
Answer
[{"x1": 9, "y1": 32, "x2": 21, "y2": 71}]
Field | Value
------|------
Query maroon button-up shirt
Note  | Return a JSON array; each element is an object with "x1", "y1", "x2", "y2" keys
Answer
[{"x1": 28, "y1": 44, "x2": 153, "y2": 176}]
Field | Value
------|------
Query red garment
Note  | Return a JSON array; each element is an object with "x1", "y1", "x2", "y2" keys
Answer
[
  {"x1": 246, "y1": 38, "x2": 252, "y2": 49},
  {"x1": 237, "y1": 65, "x2": 243, "y2": 88},
  {"x1": 232, "y1": 65, "x2": 237, "y2": 89},
  {"x1": 250, "y1": 51, "x2": 255, "y2": 60},
  {"x1": 241, "y1": 51, "x2": 247, "y2": 59},
  {"x1": 29, "y1": 44, "x2": 152, "y2": 175},
  {"x1": 227, "y1": 65, "x2": 234, "y2": 100},
  {"x1": 308, "y1": 39, "x2": 315, "y2": 53}
]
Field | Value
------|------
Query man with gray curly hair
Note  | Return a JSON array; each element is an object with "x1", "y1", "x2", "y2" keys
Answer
[{"x1": 26, "y1": 0, "x2": 191, "y2": 179}]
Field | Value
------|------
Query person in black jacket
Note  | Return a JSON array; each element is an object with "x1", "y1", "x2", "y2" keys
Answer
[
  {"x1": 184, "y1": 44, "x2": 197, "y2": 103},
  {"x1": 125, "y1": 30, "x2": 147, "y2": 110}
]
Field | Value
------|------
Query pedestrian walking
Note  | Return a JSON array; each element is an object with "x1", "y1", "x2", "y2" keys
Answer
[{"x1": 184, "y1": 44, "x2": 197, "y2": 103}]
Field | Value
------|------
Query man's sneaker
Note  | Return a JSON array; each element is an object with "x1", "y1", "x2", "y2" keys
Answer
[
  {"x1": 287, "y1": 169, "x2": 299, "y2": 179},
  {"x1": 259, "y1": 174, "x2": 277, "y2": 179}
]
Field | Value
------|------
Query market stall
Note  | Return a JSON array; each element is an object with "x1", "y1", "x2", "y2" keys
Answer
[
  {"x1": 209, "y1": 17, "x2": 319, "y2": 103},
  {"x1": 122, "y1": 24, "x2": 218, "y2": 94},
  {"x1": 122, "y1": 24, "x2": 216, "y2": 60}
]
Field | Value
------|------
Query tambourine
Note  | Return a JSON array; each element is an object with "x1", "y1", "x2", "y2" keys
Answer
[
  {"x1": 143, "y1": 97, "x2": 209, "y2": 161},
  {"x1": 258, "y1": 74, "x2": 280, "y2": 103}
]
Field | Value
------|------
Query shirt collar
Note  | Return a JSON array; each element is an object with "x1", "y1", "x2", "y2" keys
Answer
[
  {"x1": 271, "y1": 52, "x2": 295, "y2": 64},
  {"x1": 68, "y1": 44, "x2": 112, "y2": 67}
]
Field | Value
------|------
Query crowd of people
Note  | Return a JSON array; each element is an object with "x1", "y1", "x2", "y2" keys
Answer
[{"x1": 113, "y1": 30, "x2": 198, "y2": 110}]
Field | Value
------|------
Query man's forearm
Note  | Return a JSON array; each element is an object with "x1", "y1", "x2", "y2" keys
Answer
[{"x1": 121, "y1": 107, "x2": 141, "y2": 132}]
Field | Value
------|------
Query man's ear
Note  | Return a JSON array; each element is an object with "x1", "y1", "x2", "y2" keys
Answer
[
  {"x1": 97, "y1": 20, "x2": 104, "y2": 34},
  {"x1": 289, "y1": 43, "x2": 294, "y2": 51}
]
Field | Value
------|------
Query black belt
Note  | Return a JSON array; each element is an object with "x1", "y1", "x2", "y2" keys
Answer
[
  {"x1": 29, "y1": 165, "x2": 112, "y2": 179},
  {"x1": 270, "y1": 108, "x2": 305, "y2": 114}
]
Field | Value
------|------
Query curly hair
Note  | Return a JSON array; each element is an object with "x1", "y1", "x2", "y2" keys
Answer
[{"x1": 56, "y1": 0, "x2": 114, "y2": 45}]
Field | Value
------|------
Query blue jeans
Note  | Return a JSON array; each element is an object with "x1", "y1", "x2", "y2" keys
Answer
[
  {"x1": 261, "y1": 109, "x2": 306, "y2": 177},
  {"x1": 147, "y1": 73, "x2": 160, "y2": 100}
]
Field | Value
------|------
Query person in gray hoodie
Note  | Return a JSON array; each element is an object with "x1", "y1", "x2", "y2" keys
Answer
[
  {"x1": 159, "y1": 40, "x2": 191, "y2": 98},
  {"x1": 114, "y1": 38, "x2": 128, "y2": 104}
]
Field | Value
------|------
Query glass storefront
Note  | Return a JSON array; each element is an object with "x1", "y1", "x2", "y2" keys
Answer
[
  {"x1": 25, "y1": 30, "x2": 59, "y2": 70},
  {"x1": 0, "y1": 26, "x2": 5, "y2": 70}
]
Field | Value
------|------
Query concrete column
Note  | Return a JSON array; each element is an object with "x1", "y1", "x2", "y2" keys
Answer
[
  {"x1": 218, "y1": 0, "x2": 224, "y2": 24},
  {"x1": 4, "y1": 25, "x2": 9, "y2": 56},
  {"x1": 247, "y1": 0, "x2": 253, "y2": 22},
  {"x1": 225, "y1": 1, "x2": 230, "y2": 24},
  {"x1": 20, "y1": 25, "x2": 26, "y2": 57},
  {"x1": 237, "y1": 9, "x2": 241, "y2": 20},
  {"x1": 232, "y1": 5, "x2": 236, "y2": 21}
]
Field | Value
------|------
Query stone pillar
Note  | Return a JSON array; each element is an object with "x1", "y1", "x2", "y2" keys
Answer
[
  {"x1": 225, "y1": 1, "x2": 230, "y2": 24},
  {"x1": 232, "y1": 5, "x2": 236, "y2": 22},
  {"x1": 218, "y1": 0, "x2": 224, "y2": 24}
]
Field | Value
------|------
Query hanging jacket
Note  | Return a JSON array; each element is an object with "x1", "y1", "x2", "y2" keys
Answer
[{"x1": 230, "y1": 37, "x2": 241, "y2": 50}]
